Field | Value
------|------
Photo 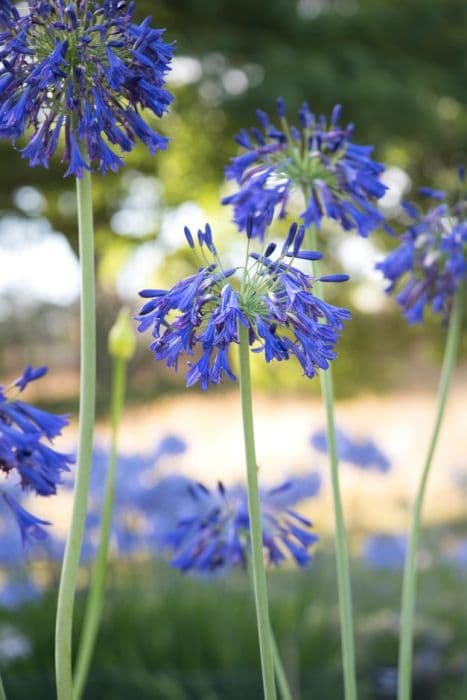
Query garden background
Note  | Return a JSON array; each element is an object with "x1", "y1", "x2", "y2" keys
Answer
[{"x1": 1, "y1": 0, "x2": 467, "y2": 697}]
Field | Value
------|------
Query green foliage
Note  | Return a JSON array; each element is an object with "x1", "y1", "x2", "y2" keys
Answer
[{"x1": 2, "y1": 538, "x2": 467, "y2": 698}]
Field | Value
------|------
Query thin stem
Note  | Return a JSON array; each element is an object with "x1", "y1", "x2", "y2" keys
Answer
[
  {"x1": 304, "y1": 222, "x2": 358, "y2": 700},
  {"x1": 73, "y1": 356, "x2": 127, "y2": 700},
  {"x1": 0, "y1": 673, "x2": 6, "y2": 700},
  {"x1": 55, "y1": 170, "x2": 96, "y2": 700},
  {"x1": 271, "y1": 633, "x2": 294, "y2": 700},
  {"x1": 237, "y1": 322, "x2": 277, "y2": 700},
  {"x1": 398, "y1": 291, "x2": 463, "y2": 700}
]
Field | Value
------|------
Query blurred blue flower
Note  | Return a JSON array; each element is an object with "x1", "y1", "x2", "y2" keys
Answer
[
  {"x1": 362, "y1": 534, "x2": 406, "y2": 570},
  {"x1": 163, "y1": 476, "x2": 320, "y2": 573},
  {"x1": 0, "y1": 0, "x2": 173, "y2": 175},
  {"x1": 223, "y1": 100, "x2": 387, "y2": 240},
  {"x1": 445, "y1": 540, "x2": 467, "y2": 570},
  {"x1": 311, "y1": 427, "x2": 391, "y2": 472},
  {"x1": 137, "y1": 222, "x2": 351, "y2": 389},
  {"x1": 377, "y1": 177, "x2": 467, "y2": 322},
  {"x1": 56, "y1": 435, "x2": 188, "y2": 561},
  {"x1": 0, "y1": 366, "x2": 73, "y2": 544},
  {"x1": 0, "y1": 578, "x2": 41, "y2": 610}
]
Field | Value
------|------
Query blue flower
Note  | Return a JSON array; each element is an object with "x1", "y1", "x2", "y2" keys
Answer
[
  {"x1": 163, "y1": 476, "x2": 320, "y2": 573},
  {"x1": 0, "y1": 577, "x2": 41, "y2": 610},
  {"x1": 137, "y1": 222, "x2": 351, "y2": 389},
  {"x1": 362, "y1": 534, "x2": 407, "y2": 570},
  {"x1": 0, "y1": 0, "x2": 173, "y2": 175},
  {"x1": 223, "y1": 100, "x2": 387, "y2": 239},
  {"x1": 311, "y1": 427, "x2": 391, "y2": 472},
  {"x1": 0, "y1": 366, "x2": 73, "y2": 544},
  {"x1": 60, "y1": 435, "x2": 188, "y2": 561},
  {"x1": 376, "y1": 177, "x2": 467, "y2": 322}
]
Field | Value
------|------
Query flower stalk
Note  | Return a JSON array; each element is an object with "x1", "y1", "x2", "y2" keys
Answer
[
  {"x1": 304, "y1": 221, "x2": 358, "y2": 700},
  {"x1": 238, "y1": 321, "x2": 277, "y2": 700},
  {"x1": 74, "y1": 348, "x2": 128, "y2": 700},
  {"x1": 398, "y1": 290, "x2": 463, "y2": 700},
  {"x1": 0, "y1": 674, "x2": 6, "y2": 700},
  {"x1": 271, "y1": 633, "x2": 293, "y2": 700},
  {"x1": 55, "y1": 170, "x2": 96, "y2": 700}
]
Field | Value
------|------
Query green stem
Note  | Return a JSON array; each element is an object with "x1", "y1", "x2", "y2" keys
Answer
[
  {"x1": 0, "y1": 673, "x2": 6, "y2": 700},
  {"x1": 55, "y1": 170, "x2": 96, "y2": 700},
  {"x1": 237, "y1": 322, "x2": 277, "y2": 700},
  {"x1": 271, "y1": 634, "x2": 294, "y2": 700},
  {"x1": 73, "y1": 356, "x2": 127, "y2": 700},
  {"x1": 304, "y1": 224, "x2": 358, "y2": 700},
  {"x1": 398, "y1": 291, "x2": 463, "y2": 700}
]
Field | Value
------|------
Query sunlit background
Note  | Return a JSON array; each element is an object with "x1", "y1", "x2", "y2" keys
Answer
[{"x1": 1, "y1": 0, "x2": 467, "y2": 698}]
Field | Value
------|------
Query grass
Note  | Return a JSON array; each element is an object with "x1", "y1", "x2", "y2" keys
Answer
[{"x1": 1, "y1": 538, "x2": 467, "y2": 699}]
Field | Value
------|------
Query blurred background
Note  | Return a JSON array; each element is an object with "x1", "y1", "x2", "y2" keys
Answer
[{"x1": 1, "y1": 0, "x2": 467, "y2": 697}]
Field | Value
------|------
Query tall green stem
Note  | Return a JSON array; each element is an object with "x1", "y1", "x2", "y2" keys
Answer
[
  {"x1": 74, "y1": 356, "x2": 126, "y2": 700},
  {"x1": 271, "y1": 633, "x2": 293, "y2": 700},
  {"x1": 304, "y1": 223, "x2": 358, "y2": 700},
  {"x1": 0, "y1": 673, "x2": 6, "y2": 700},
  {"x1": 55, "y1": 170, "x2": 96, "y2": 700},
  {"x1": 238, "y1": 322, "x2": 277, "y2": 700},
  {"x1": 398, "y1": 291, "x2": 463, "y2": 700}
]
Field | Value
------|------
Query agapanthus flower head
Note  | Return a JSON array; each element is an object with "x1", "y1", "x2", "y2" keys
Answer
[
  {"x1": 311, "y1": 427, "x2": 391, "y2": 472},
  {"x1": 0, "y1": 0, "x2": 173, "y2": 175},
  {"x1": 0, "y1": 366, "x2": 73, "y2": 544},
  {"x1": 137, "y1": 221, "x2": 351, "y2": 389},
  {"x1": 376, "y1": 174, "x2": 467, "y2": 322},
  {"x1": 163, "y1": 476, "x2": 320, "y2": 573},
  {"x1": 222, "y1": 99, "x2": 387, "y2": 240}
]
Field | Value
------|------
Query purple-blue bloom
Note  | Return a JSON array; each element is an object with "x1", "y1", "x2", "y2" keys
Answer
[
  {"x1": 223, "y1": 100, "x2": 387, "y2": 240},
  {"x1": 376, "y1": 178, "x2": 467, "y2": 322},
  {"x1": 0, "y1": 0, "x2": 173, "y2": 175},
  {"x1": 362, "y1": 534, "x2": 407, "y2": 570},
  {"x1": 137, "y1": 222, "x2": 351, "y2": 389},
  {"x1": 0, "y1": 577, "x2": 41, "y2": 610},
  {"x1": 0, "y1": 366, "x2": 73, "y2": 544},
  {"x1": 311, "y1": 427, "x2": 391, "y2": 472},
  {"x1": 163, "y1": 476, "x2": 320, "y2": 573},
  {"x1": 54, "y1": 435, "x2": 188, "y2": 561}
]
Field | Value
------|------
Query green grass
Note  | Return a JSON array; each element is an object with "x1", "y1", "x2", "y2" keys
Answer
[{"x1": 1, "y1": 542, "x2": 467, "y2": 699}]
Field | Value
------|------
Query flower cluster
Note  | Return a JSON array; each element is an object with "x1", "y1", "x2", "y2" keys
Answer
[
  {"x1": 163, "y1": 475, "x2": 321, "y2": 573},
  {"x1": 311, "y1": 427, "x2": 391, "y2": 472},
  {"x1": 377, "y1": 179, "x2": 467, "y2": 322},
  {"x1": 137, "y1": 222, "x2": 351, "y2": 389},
  {"x1": 0, "y1": 366, "x2": 73, "y2": 543},
  {"x1": 223, "y1": 99, "x2": 387, "y2": 240},
  {"x1": 0, "y1": 0, "x2": 173, "y2": 175}
]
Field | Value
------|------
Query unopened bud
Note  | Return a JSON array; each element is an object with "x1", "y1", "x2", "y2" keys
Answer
[{"x1": 108, "y1": 307, "x2": 136, "y2": 361}]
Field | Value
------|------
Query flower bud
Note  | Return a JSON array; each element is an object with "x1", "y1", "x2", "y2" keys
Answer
[{"x1": 108, "y1": 307, "x2": 136, "y2": 361}]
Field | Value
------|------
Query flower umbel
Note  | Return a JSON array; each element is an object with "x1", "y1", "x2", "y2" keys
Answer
[
  {"x1": 164, "y1": 476, "x2": 320, "y2": 573},
  {"x1": 0, "y1": 0, "x2": 173, "y2": 175},
  {"x1": 223, "y1": 99, "x2": 387, "y2": 239},
  {"x1": 376, "y1": 176, "x2": 467, "y2": 323},
  {"x1": 0, "y1": 366, "x2": 73, "y2": 543},
  {"x1": 137, "y1": 222, "x2": 351, "y2": 389}
]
